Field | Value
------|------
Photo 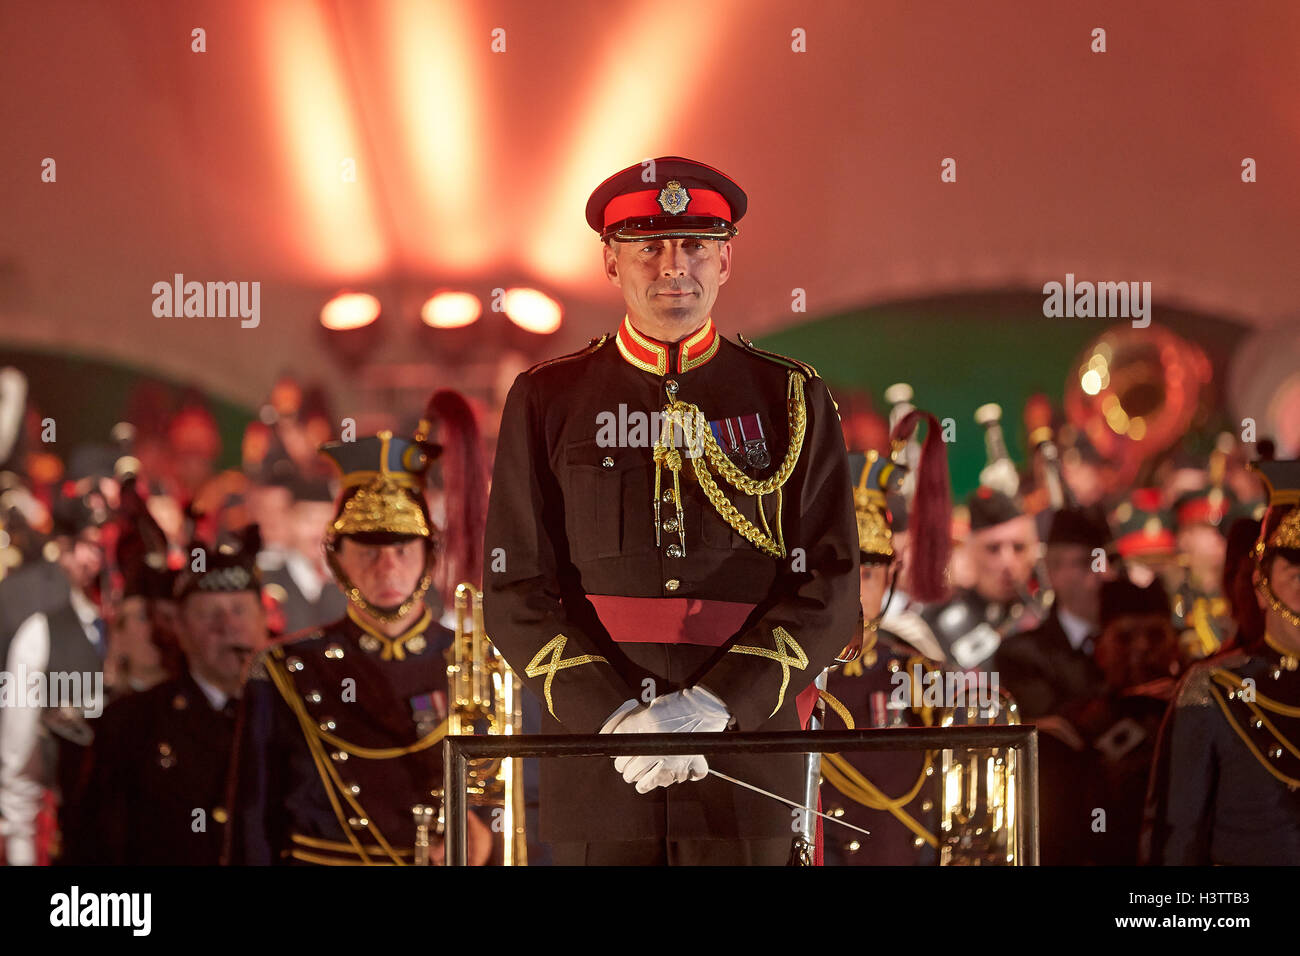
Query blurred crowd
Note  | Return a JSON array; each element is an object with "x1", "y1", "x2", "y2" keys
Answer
[{"x1": 0, "y1": 360, "x2": 1286, "y2": 866}]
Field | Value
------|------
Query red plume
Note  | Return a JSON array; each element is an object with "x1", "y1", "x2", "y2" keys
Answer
[
  {"x1": 891, "y1": 409, "x2": 952, "y2": 603},
  {"x1": 422, "y1": 390, "x2": 488, "y2": 604}
]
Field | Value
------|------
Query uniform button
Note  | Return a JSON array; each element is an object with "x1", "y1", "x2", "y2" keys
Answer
[
  {"x1": 286, "y1": 656, "x2": 304, "y2": 671},
  {"x1": 666, "y1": 544, "x2": 683, "y2": 558},
  {"x1": 348, "y1": 817, "x2": 369, "y2": 829},
  {"x1": 320, "y1": 718, "x2": 337, "y2": 731},
  {"x1": 661, "y1": 490, "x2": 675, "y2": 504},
  {"x1": 847, "y1": 840, "x2": 861, "y2": 853},
  {"x1": 324, "y1": 644, "x2": 345, "y2": 660},
  {"x1": 664, "y1": 579, "x2": 681, "y2": 592},
  {"x1": 212, "y1": 807, "x2": 229, "y2": 824},
  {"x1": 602, "y1": 456, "x2": 615, "y2": 469},
  {"x1": 158, "y1": 742, "x2": 173, "y2": 757},
  {"x1": 307, "y1": 691, "x2": 322, "y2": 705},
  {"x1": 662, "y1": 517, "x2": 679, "y2": 533},
  {"x1": 331, "y1": 751, "x2": 348, "y2": 762},
  {"x1": 921, "y1": 800, "x2": 933, "y2": 812},
  {"x1": 348, "y1": 783, "x2": 361, "y2": 795}
]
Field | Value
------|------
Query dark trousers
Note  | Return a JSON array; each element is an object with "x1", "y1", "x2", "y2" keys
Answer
[{"x1": 551, "y1": 838, "x2": 793, "y2": 866}]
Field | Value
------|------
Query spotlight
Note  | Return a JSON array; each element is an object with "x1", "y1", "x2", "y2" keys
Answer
[
  {"x1": 502, "y1": 287, "x2": 562, "y2": 334},
  {"x1": 319, "y1": 291, "x2": 382, "y2": 367},
  {"x1": 320, "y1": 291, "x2": 381, "y2": 330},
  {"x1": 421, "y1": 291, "x2": 482, "y2": 329}
]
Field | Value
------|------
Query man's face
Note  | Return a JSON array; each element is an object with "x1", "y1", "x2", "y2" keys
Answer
[
  {"x1": 246, "y1": 485, "x2": 293, "y2": 552},
  {"x1": 859, "y1": 561, "x2": 890, "y2": 619},
  {"x1": 1263, "y1": 552, "x2": 1300, "y2": 640},
  {"x1": 335, "y1": 537, "x2": 429, "y2": 611},
  {"x1": 290, "y1": 501, "x2": 334, "y2": 562},
  {"x1": 57, "y1": 528, "x2": 104, "y2": 592},
  {"x1": 603, "y1": 237, "x2": 731, "y2": 336},
  {"x1": 1177, "y1": 525, "x2": 1227, "y2": 592},
  {"x1": 179, "y1": 591, "x2": 267, "y2": 688},
  {"x1": 1045, "y1": 543, "x2": 1101, "y2": 622},
  {"x1": 970, "y1": 515, "x2": 1037, "y2": 604}
]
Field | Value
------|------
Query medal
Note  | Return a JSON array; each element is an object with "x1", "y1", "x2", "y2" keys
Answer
[{"x1": 738, "y1": 414, "x2": 770, "y2": 470}]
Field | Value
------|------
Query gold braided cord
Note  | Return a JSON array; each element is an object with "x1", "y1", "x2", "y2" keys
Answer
[
  {"x1": 264, "y1": 654, "x2": 383, "y2": 864},
  {"x1": 1208, "y1": 679, "x2": 1300, "y2": 790},
  {"x1": 289, "y1": 848, "x2": 399, "y2": 867},
  {"x1": 818, "y1": 688, "x2": 855, "y2": 729},
  {"x1": 1211, "y1": 668, "x2": 1300, "y2": 717},
  {"x1": 290, "y1": 833, "x2": 412, "y2": 856},
  {"x1": 821, "y1": 752, "x2": 939, "y2": 849},
  {"x1": 817, "y1": 646, "x2": 941, "y2": 849},
  {"x1": 699, "y1": 371, "x2": 806, "y2": 497},
  {"x1": 317, "y1": 720, "x2": 449, "y2": 760},
  {"x1": 651, "y1": 370, "x2": 806, "y2": 559}
]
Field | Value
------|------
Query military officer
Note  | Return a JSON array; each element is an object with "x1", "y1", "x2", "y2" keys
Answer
[
  {"x1": 483, "y1": 156, "x2": 860, "y2": 865},
  {"x1": 1143, "y1": 459, "x2": 1300, "y2": 864},
  {"x1": 66, "y1": 526, "x2": 267, "y2": 864},
  {"x1": 225, "y1": 416, "x2": 493, "y2": 866}
]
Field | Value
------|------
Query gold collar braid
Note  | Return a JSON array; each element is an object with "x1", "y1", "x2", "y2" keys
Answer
[
  {"x1": 652, "y1": 371, "x2": 807, "y2": 558},
  {"x1": 346, "y1": 604, "x2": 434, "y2": 661}
]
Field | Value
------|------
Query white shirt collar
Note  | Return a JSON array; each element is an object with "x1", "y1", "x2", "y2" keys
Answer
[
  {"x1": 1057, "y1": 607, "x2": 1094, "y2": 651},
  {"x1": 189, "y1": 670, "x2": 229, "y2": 711},
  {"x1": 68, "y1": 586, "x2": 99, "y2": 625}
]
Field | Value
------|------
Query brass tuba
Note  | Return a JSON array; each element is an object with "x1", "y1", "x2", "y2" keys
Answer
[
  {"x1": 936, "y1": 688, "x2": 1021, "y2": 865},
  {"x1": 441, "y1": 582, "x2": 528, "y2": 865},
  {"x1": 1064, "y1": 324, "x2": 1211, "y2": 496}
]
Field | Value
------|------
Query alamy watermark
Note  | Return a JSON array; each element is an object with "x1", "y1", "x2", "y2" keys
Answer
[
  {"x1": 890, "y1": 663, "x2": 1001, "y2": 714},
  {"x1": 0, "y1": 666, "x2": 103, "y2": 718},
  {"x1": 151, "y1": 273, "x2": 260, "y2": 328},
  {"x1": 1042, "y1": 273, "x2": 1151, "y2": 328},
  {"x1": 595, "y1": 406, "x2": 707, "y2": 457}
]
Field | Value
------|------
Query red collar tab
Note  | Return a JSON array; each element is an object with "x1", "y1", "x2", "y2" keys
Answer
[{"x1": 615, "y1": 316, "x2": 720, "y2": 375}]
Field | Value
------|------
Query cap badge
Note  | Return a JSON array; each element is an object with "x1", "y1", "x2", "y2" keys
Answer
[{"x1": 657, "y1": 180, "x2": 691, "y2": 215}]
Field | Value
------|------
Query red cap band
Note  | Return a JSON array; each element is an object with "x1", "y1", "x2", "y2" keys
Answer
[{"x1": 602, "y1": 188, "x2": 733, "y2": 229}]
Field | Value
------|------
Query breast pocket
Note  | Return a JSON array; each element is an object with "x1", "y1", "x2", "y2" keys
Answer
[
  {"x1": 563, "y1": 439, "x2": 651, "y2": 561},
  {"x1": 697, "y1": 477, "x2": 763, "y2": 550}
]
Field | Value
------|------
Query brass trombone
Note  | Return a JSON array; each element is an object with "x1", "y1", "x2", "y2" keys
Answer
[{"x1": 442, "y1": 582, "x2": 528, "y2": 865}]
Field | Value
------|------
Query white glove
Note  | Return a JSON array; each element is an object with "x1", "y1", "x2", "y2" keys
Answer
[{"x1": 599, "y1": 687, "x2": 732, "y2": 793}]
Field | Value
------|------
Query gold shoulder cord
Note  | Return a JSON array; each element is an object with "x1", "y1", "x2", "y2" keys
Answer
[
  {"x1": 263, "y1": 649, "x2": 450, "y2": 865},
  {"x1": 819, "y1": 654, "x2": 942, "y2": 849},
  {"x1": 654, "y1": 370, "x2": 808, "y2": 558},
  {"x1": 1209, "y1": 667, "x2": 1300, "y2": 789}
]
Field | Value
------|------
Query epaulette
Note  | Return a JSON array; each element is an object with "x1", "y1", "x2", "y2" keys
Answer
[
  {"x1": 525, "y1": 333, "x2": 610, "y2": 375},
  {"x1": 1173, "y1": 659, "x2": 1223, "y2": 708},
  {"x1": 736, "y1": 333, "x2": 819, "y2": 380},
  {"x1": 247, "y1": 649, "x2": 271, "y2": 681}
]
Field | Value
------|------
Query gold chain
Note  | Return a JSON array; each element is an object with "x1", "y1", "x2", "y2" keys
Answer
[{"x1": 655, "y1": 371, "x2": 807, "y2": 558}]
